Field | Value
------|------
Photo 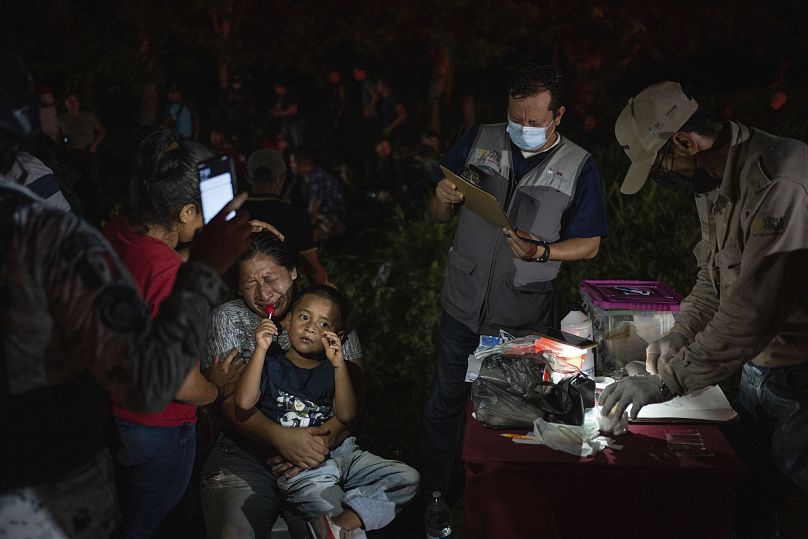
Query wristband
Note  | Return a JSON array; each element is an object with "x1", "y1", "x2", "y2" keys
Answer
[{"x1": 533, "y1": 242, "x2": 550, "y2": 263}]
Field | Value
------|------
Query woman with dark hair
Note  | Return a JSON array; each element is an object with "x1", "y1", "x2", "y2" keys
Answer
[
  {"x1": 199, "y1": 232, "x2": 364, "y2": 538},
  {"x1": 102, "y1": 127, "x2": 243, "y2": 538}
]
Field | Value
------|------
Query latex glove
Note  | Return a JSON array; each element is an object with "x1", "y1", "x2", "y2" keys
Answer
[
  {"x1": 599, "y1": 375, "x2": 671, "y2": 420},
  {"x1": 646, "y1": 333, "x2": 689, "y2": 375}
]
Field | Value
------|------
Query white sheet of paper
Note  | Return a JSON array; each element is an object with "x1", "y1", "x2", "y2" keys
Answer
[{"x1": 628, "y1": 384, "x2": 737, "y2": 423}]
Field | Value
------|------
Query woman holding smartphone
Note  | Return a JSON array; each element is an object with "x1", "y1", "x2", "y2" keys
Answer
[{"x1": 102, "y1": 127, "x2": 243, "y2": 538}]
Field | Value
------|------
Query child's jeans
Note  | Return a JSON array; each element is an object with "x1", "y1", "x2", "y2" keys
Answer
[{"x1": 277, "y1": 437, "x2": 419, "y2": 531}]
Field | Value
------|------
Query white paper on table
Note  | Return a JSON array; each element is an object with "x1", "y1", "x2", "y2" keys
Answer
[{"x1": 627, "y1": 384, "x2": 737, "y2": 423}]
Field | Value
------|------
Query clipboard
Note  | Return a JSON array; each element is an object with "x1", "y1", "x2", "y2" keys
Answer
[{"x1": 439, "y1": 165, "x2": 511, "y2": 229}]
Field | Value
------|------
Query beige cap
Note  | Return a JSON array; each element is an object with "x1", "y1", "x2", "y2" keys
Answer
[{"x1": 615, "y1": 82, "x2": 698, "y2": 194}]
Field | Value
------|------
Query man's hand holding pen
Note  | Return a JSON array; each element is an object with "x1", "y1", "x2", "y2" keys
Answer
[{"x1": 503, "y1": 228, "x2": 549, "y2": 262}]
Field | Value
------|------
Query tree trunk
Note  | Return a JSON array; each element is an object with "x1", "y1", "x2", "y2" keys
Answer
[
  {"x1": 426, "y1": 46, "x2": 454, "y2": 134},
  {"x1": 139, "y1": 81, "x2": 159, "y2": 127}
]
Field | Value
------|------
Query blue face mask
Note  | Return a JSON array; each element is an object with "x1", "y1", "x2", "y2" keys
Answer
[{"x1": 507, "y1": 119, "x2": 551, "y2": 151}]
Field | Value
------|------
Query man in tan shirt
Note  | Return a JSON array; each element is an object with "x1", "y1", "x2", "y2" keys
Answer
[{"x1": 603, "y1": 81, "x2": 808, "y2": 535}]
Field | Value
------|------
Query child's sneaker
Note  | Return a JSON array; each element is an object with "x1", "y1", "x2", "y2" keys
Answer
[
  {"x1": 307, "y1": 514, "x2": 345, "y2": 539},
  {"x1": 306, "y1": 514, "x2": 367, "y2": 539}
]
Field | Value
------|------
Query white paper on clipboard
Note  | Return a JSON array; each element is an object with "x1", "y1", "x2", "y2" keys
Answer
[{"x1": 439, "y1": 165, "x2": 510, "y2": 229}]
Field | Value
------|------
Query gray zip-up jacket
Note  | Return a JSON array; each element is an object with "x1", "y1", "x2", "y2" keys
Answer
[{"x1": 663, "y1": 122, "x2": 808, "y2": 394}]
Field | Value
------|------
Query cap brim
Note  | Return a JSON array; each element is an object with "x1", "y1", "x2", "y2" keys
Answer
[{"x1": 620, "y1": 153, "x2": 657, "y2": 195}]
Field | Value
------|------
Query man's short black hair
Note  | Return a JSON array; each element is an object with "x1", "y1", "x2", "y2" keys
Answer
[
  {"x1": 509, "y1": 63, "x2": 566, "y2": 115},
  {"x1": 679, "y1": 107, "x2": 723, "y2": 139}
]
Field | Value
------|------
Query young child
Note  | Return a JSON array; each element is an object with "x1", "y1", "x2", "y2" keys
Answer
[{"x1": 235, "y1": 285, "x2": 419, "y2": 538}]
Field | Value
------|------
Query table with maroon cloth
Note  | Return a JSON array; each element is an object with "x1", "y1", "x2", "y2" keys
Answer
[{"x1": 462, "y1": 411, "x2": 745, "y2": 539}]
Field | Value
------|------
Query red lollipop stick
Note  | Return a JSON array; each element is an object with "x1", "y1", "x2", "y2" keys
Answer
[{"x1": 264, "y1": 304, "x2": 276, "y2": 319}]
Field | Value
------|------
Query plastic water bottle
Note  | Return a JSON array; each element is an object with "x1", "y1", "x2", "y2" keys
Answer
[
  {"x1": 561, "y1": 305, "x2": 595, "y2": 377},
  {"x1": 425, "y1": 491, "x2": 452, "y2": 538}
]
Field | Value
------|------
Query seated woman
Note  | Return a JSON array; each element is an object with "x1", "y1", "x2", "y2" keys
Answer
[
  {"x1": 102, "y1": 127, "x2": 242, "y2": 538},
  {"x1": 200, "y1": 233, "x2": 364, "y2": 538}
]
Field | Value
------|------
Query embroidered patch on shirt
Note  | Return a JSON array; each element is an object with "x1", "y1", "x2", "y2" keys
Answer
[
  {"x1": 751, "y1": 215, "x2": 785, "y2": 236},
  {"x1": 475, "y1": 148, "x2": 502, "y2": 170}
]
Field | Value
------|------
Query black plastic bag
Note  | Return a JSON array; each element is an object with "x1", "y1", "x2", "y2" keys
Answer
[
  {"x1": 471, "y1": 354, "x2": 591, "y2": 429},
  {"x1": 540, "y1": 373, "x2": 592, "y2": 427},
  {"x1": 471, "y1": 353, "x2": 549, "y2": 429}
]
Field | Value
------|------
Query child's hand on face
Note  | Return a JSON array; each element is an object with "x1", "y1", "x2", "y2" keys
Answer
[
  {"x1": 321, "y1": 331, "x2": 344, "y2": 368},
  {"x1": 254, "y1": 319, "x2": 278, "y2": 350}
]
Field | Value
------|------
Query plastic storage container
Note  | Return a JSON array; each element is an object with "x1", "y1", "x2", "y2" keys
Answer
[
  {"x1": 560, "y1": 306, "x2": 595, "y2": 377},
  {"x1": 579, "y1": 280, "x2": 683, "y2": 374}
]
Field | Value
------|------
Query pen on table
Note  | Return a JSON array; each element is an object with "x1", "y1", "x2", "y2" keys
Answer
[{"x1": 500, "y1": 433, "x2": 533, "y2": 440}]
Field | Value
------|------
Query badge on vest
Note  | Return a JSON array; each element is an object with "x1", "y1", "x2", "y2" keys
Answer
[
  {"x1": 751, "y1": 215, "x2": 785, "y2": 236},
  {"x1": 475, "y1": 148, "x2": 502, "y2": 171}
]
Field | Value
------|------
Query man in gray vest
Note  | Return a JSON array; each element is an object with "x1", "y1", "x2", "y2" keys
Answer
[
  {"x1": 417, "y1": 63, "x2": 608, "y2": 498},
  {"x1": 601, "y1": 81, "x2": 808, "y2": 535}
]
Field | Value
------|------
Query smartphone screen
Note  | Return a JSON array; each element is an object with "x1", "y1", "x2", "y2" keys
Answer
[{"x1": 197, "y1": 155, "x2": 237, "y2": 224}]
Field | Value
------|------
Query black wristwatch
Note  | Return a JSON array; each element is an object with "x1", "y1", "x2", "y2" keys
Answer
[
  {"x1": 657, "y1": 376, "x2": 674, "y2": 399},
  {"x1": 533, "y1": 242, "x2": 550, "y2": 263}
]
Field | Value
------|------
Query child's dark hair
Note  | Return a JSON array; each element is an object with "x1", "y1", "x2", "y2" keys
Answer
[{"x1": 291, "y1": 285, "x2": 351, "y2": 333}]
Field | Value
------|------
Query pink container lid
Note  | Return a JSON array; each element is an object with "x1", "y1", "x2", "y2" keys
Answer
[{"x1": 580, "y1": 280, "x2": 683, "y2": 312}]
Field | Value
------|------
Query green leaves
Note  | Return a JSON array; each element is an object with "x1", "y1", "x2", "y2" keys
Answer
[{"x1": 323, "y1": 202, "x2": 455, "y2": 457}]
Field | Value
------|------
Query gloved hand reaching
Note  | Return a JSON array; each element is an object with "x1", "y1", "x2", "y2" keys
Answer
[
  {"x1": 599, "y1": 375, "x2": 673, "y2": 420},
  {"x1": 645, "y1": 332, "x2": 689, "y2": 375}
]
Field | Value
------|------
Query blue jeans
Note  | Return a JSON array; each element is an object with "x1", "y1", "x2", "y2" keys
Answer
[
  {"x1": 200, "y1": 434, "x2": 308, "y2": 539},
  {"x1": 417, "y1": 311, "x2": 480, "y2": 493},
  {"x1": 738, "y1": 362, "x2": 808, "y2": 488},
  {"x1": 730, "y1": 362, "x2": 808, "y2": 536},
  {"x1": 114, "y1": 419, "x2": 196, "y2": 539},
  {"x1": 278, "y1": 437, "x2": 419, "y2": 531}
]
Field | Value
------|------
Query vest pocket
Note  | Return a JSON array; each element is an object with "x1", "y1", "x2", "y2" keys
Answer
[
  {"x1": 693, "y1": 240, "x2": 712, "y2": 268},
  {"x1": 443, "y1": 250, "x2": 478, "y2": 314},
  {"x1": 483, "y1": 276, "x2": 554, "y2": 332},
  {"x1": 447, "y1": 249, "x2": 477, "y2": 274},
  {"x1": 508, "y1": 187, "x2": 567, "y2": 243},
  {"x1": 513, "y1": 258, "x2": 562, "y2": 287}
]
